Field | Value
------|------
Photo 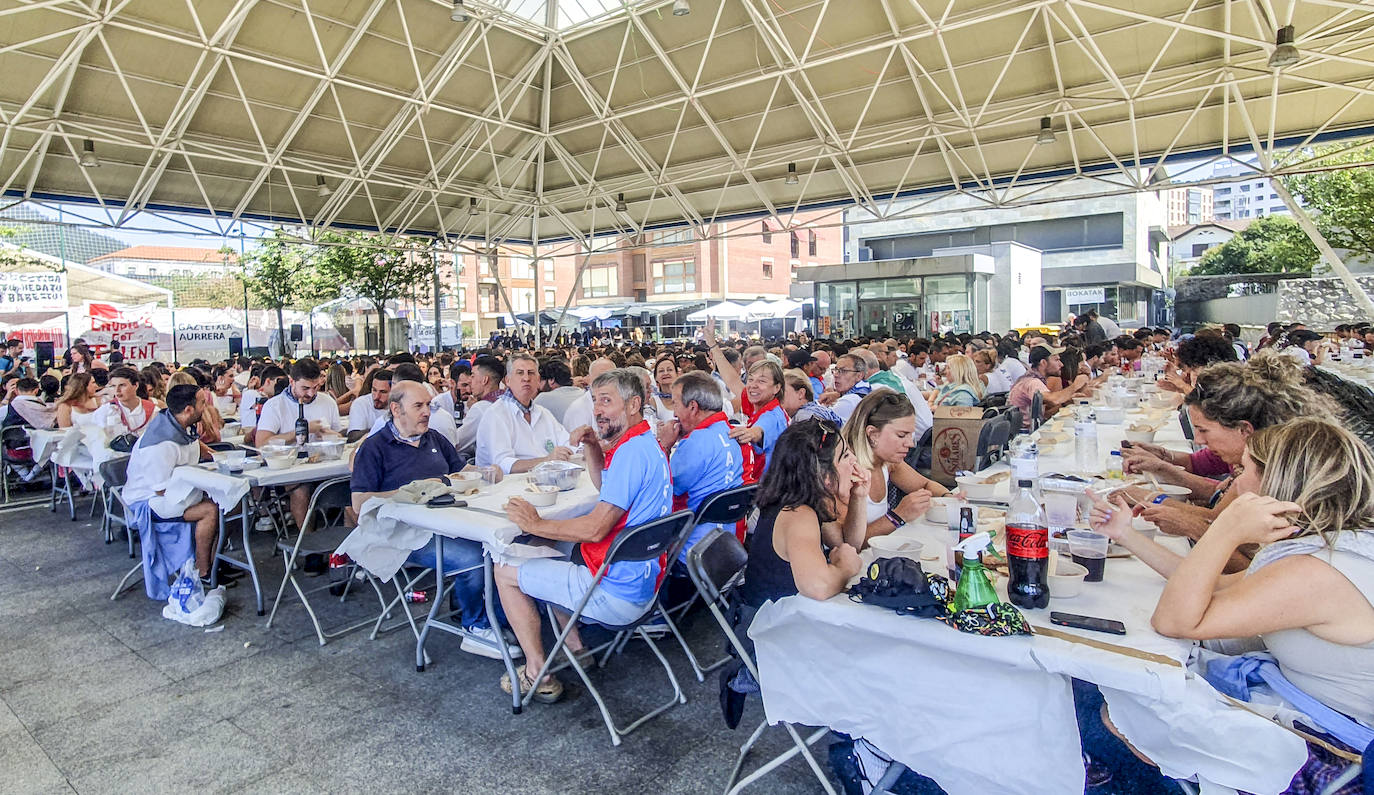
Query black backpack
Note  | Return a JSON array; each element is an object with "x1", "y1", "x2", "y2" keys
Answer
[{"x1": 848, "y1": 557, "x2": 944, "y2": 617}]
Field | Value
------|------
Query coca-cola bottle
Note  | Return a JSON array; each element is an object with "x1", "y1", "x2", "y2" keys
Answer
[{"x1": 1006, "y1": 479, "x2": 1050, "y2": 609}]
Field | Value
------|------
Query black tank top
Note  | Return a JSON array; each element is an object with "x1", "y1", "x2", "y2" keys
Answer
[{"x1": 740, "y1": 505, "x2": 801, "y2": 607}]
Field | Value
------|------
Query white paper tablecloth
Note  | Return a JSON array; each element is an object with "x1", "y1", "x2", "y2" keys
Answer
[
  {"x1": 168, "y1": 465, "x2": 252, "y2": 512},
  {"x1": 750, "y1": 408, "x2": 1307, "y2": 795},
  {"x1": 27, "y1": 427, "x2": 73, "y2": 468},
  {"x1": 245, "y1": 457, "x2": 351, "y2": 488},
  {"x1": 338, "y1": 473, "x2": 602, "y2": 582}
]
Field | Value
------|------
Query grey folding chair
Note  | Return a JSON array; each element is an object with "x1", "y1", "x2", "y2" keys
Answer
[
  {"x1": 686, "y1": 528, "x2": 837, "y2": 795},
  {"x1": 266, "y1": 477, "x2": 413, "y2": 645},
  {"x1": 1030, "y1": 391, "x2": 1045, "y2": 431},
  {"x1": 522, "y1": 509, "x2": 697, "y2": 747},
  {"x1": 98, "y1": 457, "x2": 132, "y2": 550},
  {"x1": 658, "y1": 484, "x2": 757, "y2": 682},
  {"x1": 1, "y1": 425, "x2": 37, "y2": 503}
]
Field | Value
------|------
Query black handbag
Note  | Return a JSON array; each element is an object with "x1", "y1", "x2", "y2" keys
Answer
[
  {"x1": 109, "y1": 433, "x2": 138, "y2": 453},
  {"x1": 848, "y1": 557, "x2": 944, "y2": 617}
]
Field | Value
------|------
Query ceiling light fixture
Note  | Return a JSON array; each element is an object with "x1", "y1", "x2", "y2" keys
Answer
[
  {"x1": 1268, "y1": 25, "x2": 1298, "y2": 69},
  {"x1": 450, "y1": 0, "x2": 469, "y2": 23},
  {"x1": 785, "y1": 163, "x2": 799, "y2": 185},
  {"x1": 79, "y1": 139, "x2": 99, "y2": 168},
  {"x1": 615, "y1": 193, "x2": 628, "y2": 212},
  {"x1": 316, "y1": 174, "x2": 332, "y2": 197},
  {"x1": 468, "y1": 197, "x2": 478, "y2": 215},
  {"x1": 672, "y1": 0, "x2": 691, "y2": 16},
  {"x1": 1035, "y1": 116, "x2": 1056, "y2": 145}
]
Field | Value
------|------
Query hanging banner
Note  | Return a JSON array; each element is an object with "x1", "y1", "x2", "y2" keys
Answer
[
  {"x1": 0, "y1": 271, "x2": 67, "y2": 311},
  {"x1": 1065, "y1": 287, "x2": 1106, "y2": 305},
  {"x1": 83, "y1": 301, "x2": 160, "y2": 362},
  {"x1": 174, "y1": 322, "x2": 237, "y2": 352}
]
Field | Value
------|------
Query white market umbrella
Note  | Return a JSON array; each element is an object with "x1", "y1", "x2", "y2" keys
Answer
[{"x1": 685, "y1": 300, "x2": 748, "y2": 322}]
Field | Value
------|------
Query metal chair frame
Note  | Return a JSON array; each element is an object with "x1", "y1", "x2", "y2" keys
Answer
[
  {"x1": 519, "y1": 510, "x2": 697, "y2": 747},
  {"x1": 0, "y1": 425, "x2": 40, "y2": 504},
  {"x1": 684, "y1": 528, "x2": 837, "y2": 795}
]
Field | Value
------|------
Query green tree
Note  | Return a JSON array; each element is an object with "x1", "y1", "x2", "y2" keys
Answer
[
  {"x1": 316, "y1": 231, "x2": 435, "y2": 352},
  {"x1": 1285, "y1": 143, "x2": 1374, "y2": 261},
  {"x1": 1191, "y1": 215, "x2": 1319, "y2": 276},
  {"x1": 243, "y1": 229, "x2": 329, "y2": 355}
]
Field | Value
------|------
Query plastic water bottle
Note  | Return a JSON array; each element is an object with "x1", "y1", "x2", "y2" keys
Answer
[
  {"x1": 1009, "y1": 432, "x2": 1039, "y2": 486},
  {"x1": 1074, "y1": 405, "x2": 1098, "y2": 472}
]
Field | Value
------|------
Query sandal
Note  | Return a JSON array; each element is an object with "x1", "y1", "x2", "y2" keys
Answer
[{"x1": 500, "y1": 665, "x2": 564, "y2": 704}]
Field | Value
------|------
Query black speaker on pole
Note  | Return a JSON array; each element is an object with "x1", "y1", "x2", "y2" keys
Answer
[
  {"x1": 802, "y1": 303, "x2": 815, "y2": 320},
  {"x1": 639, "y1": 311, "x2": 652, "y2": 325},
  {"x1": 289, "y1": 324, "x2": 304, "y2": 342},
  {"x1": 35, "y1": 340, "x2": 54, "y2": 373},
  {"x1": 228, "y1": 336, "x2": 244, "y2": 358},
  {"x1": 497, "y1": 316, "x2": 507, "y2": 329}
]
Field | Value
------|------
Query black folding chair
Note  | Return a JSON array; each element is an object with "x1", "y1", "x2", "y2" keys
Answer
[
  {"x1": 521, "y1": 509, "x2": 697, "y2": 746},
  {"x1": 657, "y1": 484, "x2": 757, "y2": 682},
  {"x1": 266, "y1": 477, "x2": 414, "y2": 645},
  {"x1": 1030, "y1": 391, "x2": 1045, "y2": 431},
  {"x1": 1179, "y1": 405, "x2": 1196, "y2": 443},
  {"x1": 98, "y1": 457, "x2": 133, "y2": 551},
  {"x1": 1, "y1": 425, "x2": 37, "y2": 503},
  {"x1": 685, "y1": 529, "x2": 837, "y2": 795}
]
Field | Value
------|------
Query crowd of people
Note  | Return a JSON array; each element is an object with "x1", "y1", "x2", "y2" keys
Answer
[{"x1": 2, "y1": 312, "x2": 1372, "y2": 793}]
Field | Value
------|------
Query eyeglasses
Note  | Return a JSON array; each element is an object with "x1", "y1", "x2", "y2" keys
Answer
[{"x1": 834, "y1": 367, "x2": 864, "y2": 375}]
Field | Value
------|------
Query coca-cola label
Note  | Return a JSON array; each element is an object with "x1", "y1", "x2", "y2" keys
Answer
[{"x1": 1006, "y1": 523, "x2": 1049, "y2": 559}]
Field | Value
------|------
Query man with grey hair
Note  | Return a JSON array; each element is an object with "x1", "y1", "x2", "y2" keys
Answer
[
  {"x1": 659, "y1": 370, "x2": 743, "y2": 562},
  {"x1": 477, "y1": 353, "x2": 574, "y2": 474},
  {"x1": 496, "y1": 368, "x2": 672, "y2": 702}
]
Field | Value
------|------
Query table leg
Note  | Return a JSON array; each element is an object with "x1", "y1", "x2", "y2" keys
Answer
[
  {"x1": 415, "y1": 535, "x2": 446, "y2": 672},
  {"x1": 241, "y1": 499, "x2": 263, "y2": 616},
  {"x1": 485, "y1": 552, "x2": 522, "y2": 715}
]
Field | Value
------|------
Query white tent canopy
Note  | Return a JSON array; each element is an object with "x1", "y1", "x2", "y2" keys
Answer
[{"x1": 686, "y1": 301, "x2": 749, "y2": 322}]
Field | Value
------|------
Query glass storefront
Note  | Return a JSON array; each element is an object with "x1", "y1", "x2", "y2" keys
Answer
[{"x1": 814, "y1": 274, "x2": 981, "y2": 338}]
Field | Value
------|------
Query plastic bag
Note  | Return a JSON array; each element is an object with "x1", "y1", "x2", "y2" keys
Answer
[
  {"x1": 163, "y1": 586, "x2": 225, "y2": 627},
  {"x1": 169, "y1": 559, "x2": 205, "y2": 615}
]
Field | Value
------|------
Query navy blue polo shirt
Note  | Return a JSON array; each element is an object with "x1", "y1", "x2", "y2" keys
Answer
[{"x1": 351, "y1": 423, "x2": 467, "y2": 495}]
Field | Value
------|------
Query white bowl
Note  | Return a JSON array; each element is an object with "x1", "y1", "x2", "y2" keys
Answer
[
  {"x1": 1151, "y1": 483, "x2": 1192, "y2": 498},
  {"x1": 925, "y1": 497, "x2": 955, "y2": 524},
  {"x1": 867, "y1": 535, "x2": 924, "y2": 560},
  {"x1": 211, "y1": 450, "x2": 247, "y2": 467},
  {"x1": 1050, "y1": 560, "x2": 1089, "y2": 598},
  {"x1": 524, "y1": 484, "x2": 558, "y2": 507},
  {"x1": 304, "y1": 439, "x2": 345, "y2": 462},
  {"x1": 260, "y1": 444, "x2": 297, "y2": 470},
  {"x1": 451, "y1": 471, "x2": 483, "y2": 488},
  {"x1": 1123, "y1": 428, "x2": 1157, "y2": 444},
  {"x1": 955, "y1": 476, "x2": 1001, "y2": 501},
  {"x1": 1095, "y1": 405, "x2": 1126, "y2": 424}
]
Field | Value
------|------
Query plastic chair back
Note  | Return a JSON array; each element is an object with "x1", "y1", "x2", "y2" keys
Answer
[
  {"x1": 693, "y1": 484, "x2": 757, "y2": 527},
  {"x1": 686, "y1": 528, "x2": 748, "y2": 605},
  {"x1": 2, "y1": 425, "x2": 31, "y2": 461},
  {"x1": 206, "y1": 441, "x2": 239, "y2": 452},
  {"x1": 604, "y1": 510, "x2": 696, "y2": 568},
  {"x1": 1179, "y1": 406, "x2": 1195, "y2": 441},
  {"x1": 1030, "y1": 392, "x2": 1044, "y2": 430},
  {"x1": 303, "y1": 477, "x2": 353, "y2": 533},
  {"x1": 99, "y1": 457, "x2": 130, "y2": 490}
]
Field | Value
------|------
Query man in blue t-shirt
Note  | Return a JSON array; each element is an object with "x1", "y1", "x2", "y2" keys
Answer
[
  {"x1": 658, "y1": 371, "x2": 744, "y2": 563},
  {"x1": 496, "y1": 369, "x2": 672, "y2": 704},
  {"x1": 349, "y1": 382, "x2": 508, "y2": 660}
]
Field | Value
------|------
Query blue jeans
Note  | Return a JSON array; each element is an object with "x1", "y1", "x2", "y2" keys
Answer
[{"x1": 405, "y1": 536, "x2": 489, "y2": 631}]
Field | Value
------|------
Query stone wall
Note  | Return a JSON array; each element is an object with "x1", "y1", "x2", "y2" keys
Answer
[{"x1": 1276, "y1": 275, "x2": 1374, "y2": 326}]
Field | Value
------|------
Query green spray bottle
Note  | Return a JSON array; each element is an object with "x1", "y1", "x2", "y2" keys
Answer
[{"x1": 952, "y1": 532, "x2": 999, "y2": 613}]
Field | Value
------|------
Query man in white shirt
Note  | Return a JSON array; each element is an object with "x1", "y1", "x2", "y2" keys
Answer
[
  {"x1": 562, "y1": 357, "x2": 614, "y2": 434},
  {"x1": 533, "y1": 359, "x2": 583, "y2": 426},
  {"x1": 254, "y1": 358, "x2": 342, "y2": 528},
  {"x1": 476, "y1": 354, "x2": 574, "y2": 474},
  {"x1": 92, "y1": 366, "x2": 155, "y2": 438},
  {"x1": 347, "y1": 368, "x2": 392, "y2": 442},
  {"x1": 453, "y1": 357, "x2": 506, "y2": 456},
  {"x1": 123, "y1": 385, "x2": 220, "y2": 587}
]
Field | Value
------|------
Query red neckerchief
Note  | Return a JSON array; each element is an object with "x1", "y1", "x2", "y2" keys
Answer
[
  {"x1": 116, "y1": 398, "x2": 154, "y2": 433},
  {"x1": 741, "y1": 399, "x2": 784, "y2": 484},
  {"x1": 582, "y1": 419, "x2": 657, "y2": 583}
]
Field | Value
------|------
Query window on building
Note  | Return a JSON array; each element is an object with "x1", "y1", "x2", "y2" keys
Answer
[
  {"x1": 509, "y1": 256, "x2": 534, "y2": 279},
  {"x1": 479, "y1": 284, "x2": 496, "y2": 312},
  {"x1": 790, "y1": 232, "x2": 800, "y2": 259},
  {"x1": 1191, "y1": 243, "x2": 1212, "y2": 257},
  {"x1": 544, "y1": 288, "x2": 556, "y2": 307},
  {"x1": 514, "y1": 288, "x2": 534, "y2": 312},
  {"x1": 1216, "y1": 187, "x2": 1231, "y2": 195},
  {"x1": 761, "y1": 221, "x2": 772, "y2": 244},
  {"x1": 1241, "y1": 184, "x2": 1251, "y2": 192},
  {"x1": 807, "y1": 230, "x2": 818, "y2": 257},
  {"x1": 457, "y1": 286, "x2": 467, "y2": 310},
  {"x1": 543, "y1": 260, "x2": 554, "y2": 280},
  {"x1": 653, "y1": 228, "x2": 695, "y2": 245},
  {"x1": 1270, "y1": 194, "x2": 1279, "y2": 200},
  {"x1": 479, "y1": 258, "x2": 490, "y2": 275},
  {"x1": 652, "y1": 259, "x2": 696, "y2": 293},
  {"x1": 762, "y1": 258, "x2": 774, "y2": 279},
  {"x1": 582, "y1": 267, "x2": 614, "y2": 298}
]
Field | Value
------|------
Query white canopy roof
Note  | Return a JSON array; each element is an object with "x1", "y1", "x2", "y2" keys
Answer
[
  {"x1": 685, "y1": 301, "x2": 750, "y2": 322},
  {"x1": 3, "y1": 2, "x2": 1373, "y2": 247}
]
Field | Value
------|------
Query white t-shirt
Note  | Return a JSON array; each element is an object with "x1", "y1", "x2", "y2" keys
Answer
[
  {"x1": 1285, "y1": 346, "x2": 1313, "y2": 365},
  {"x1": 125, "y1": 436, "x2": 202, "y2": 513},
  {"x1": 984, "y1": 369, "x2": 1012, "y2": 394},
  {"x1": 430, "y1": 390, "x2": 456, "y2": 416},
  {"x1": 454, "y1": 398, "x2": 493, "y2": 455},
  {"x1": 997, "y1": 357, "x2": 1028, "y2": 384},
  {"x1": 348, "y1": 398, "x2": 386, "y2": 433},
  {"x1": 475, "y1": 397, "x2": 570, "y2": 474},
  {"x1": 93, "y1": 399, "x2": 151, "y2": 435},
  {"x1": 562, "y1": 391, "x2": 594, "y2": 435},
  {"x1": 255, "y1": 391, "x2": 341, "y2": 440},
  {"x1": 239, "y1": 388, "x2": 262, "y2": 429},
  {"x1": 533, "y1": 386, "x2": 584, "y2": 427}
]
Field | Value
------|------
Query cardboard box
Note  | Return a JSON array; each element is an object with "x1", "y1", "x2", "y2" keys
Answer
[{"x1": 928, "y1": 406, "x2": 988, "y2": 487}]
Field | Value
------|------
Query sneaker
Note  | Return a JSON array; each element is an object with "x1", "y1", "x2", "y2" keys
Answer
[{"x1": 461, "y1": 625, "x2": 522, "y2": 660}]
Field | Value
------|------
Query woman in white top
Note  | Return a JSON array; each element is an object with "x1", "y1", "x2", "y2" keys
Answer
[
  {"x1": 841, "y1": 390, "x2": 951, "y2": 541},
  {"x1": 1092, "y1": 417, "x2": 1374, "y2": 731},
  {"x1": 55, "y1": 372, "x2": 99, "y2": 428}
]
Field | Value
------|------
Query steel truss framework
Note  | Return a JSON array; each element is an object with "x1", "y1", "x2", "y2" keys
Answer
[{"x1": 2, "y1": 0, "x2": 1374, "y2": 267}]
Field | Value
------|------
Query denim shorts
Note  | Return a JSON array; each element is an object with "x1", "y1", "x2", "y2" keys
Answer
[{"x1": 517, "y1": 557, "x2": 649, "y2": 626}]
